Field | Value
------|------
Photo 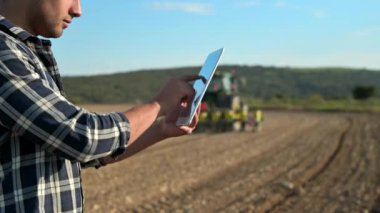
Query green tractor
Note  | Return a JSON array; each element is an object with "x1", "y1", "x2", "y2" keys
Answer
[{"x1": 197, "y1": 70, "x2": 253, "y2": 132}]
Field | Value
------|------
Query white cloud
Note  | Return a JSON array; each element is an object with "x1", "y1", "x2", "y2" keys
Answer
[
  {"x1": 313, "y1": 10, "x2": 329, "y2": 19},
  {"x1": 147, "y1": 2, "x2": 214, "y2": 14}
]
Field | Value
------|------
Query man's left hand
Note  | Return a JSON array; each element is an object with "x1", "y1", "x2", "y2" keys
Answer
[{"x1": 159, "y1": 105, "x2": 200, "y2": 138}]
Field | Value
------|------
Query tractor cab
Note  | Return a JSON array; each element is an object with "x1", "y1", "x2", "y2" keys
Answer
[{"x1": 197, "y1": 70, "x2": 251, "y2": 132}]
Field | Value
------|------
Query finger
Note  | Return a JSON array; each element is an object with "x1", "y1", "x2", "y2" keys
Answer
[
  {"x1": 180, "y1": 90, "x2": 195, "y2": 104},
  {"x1": 180, "y1": 100, "x2": 188, "y2": 107},
  {"x1": 189, "y1": 111, "x2": 200, "y2": 129},
  {"x1": 196, "y1": 105, "x2": 201, "y2": 115},
  {"x1": 179, "y1": 75, "x2": 203, "y2": 82},
  {"x1": 179, "y1": 126, "x2": 193, "y2": 134},
  {"x1": 179, "y1": 83, "x2": 196, "y2": 100}
]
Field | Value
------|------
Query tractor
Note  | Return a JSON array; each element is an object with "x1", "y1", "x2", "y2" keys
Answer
[{"x1": 197, "y1": 70, "x2": 252, "y2": 132}]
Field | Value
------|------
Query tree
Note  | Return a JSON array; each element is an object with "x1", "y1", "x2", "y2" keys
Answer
[{"x1": 352, "y1": 86, "x2": 376, "y2": 100}]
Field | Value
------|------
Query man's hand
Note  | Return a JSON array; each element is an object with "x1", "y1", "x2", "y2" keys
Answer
[
  {"x1": 154, "y1": 75, "x2": 200, "y2": 117},
  {"x1": 102, "y1": 106, "x2": 201, "y2": 165},
  {"x1": 103, "y1": 75, "x2": 201, "y2": 164},
  {"x1": 159, "y1": 105, "x2": 201, "y2": 138}
]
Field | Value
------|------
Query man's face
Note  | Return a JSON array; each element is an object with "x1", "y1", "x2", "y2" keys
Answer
[{"x1": 30, "y1": 0, "x2": 82, "y2": 38}]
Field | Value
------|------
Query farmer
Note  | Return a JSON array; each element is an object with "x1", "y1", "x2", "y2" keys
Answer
[
  {"x1": 254, "y1": 109, "x2": 264, "y2": 132},
  {"x1": 0, "y1": 0, "x2": 200, "y2": 212}
]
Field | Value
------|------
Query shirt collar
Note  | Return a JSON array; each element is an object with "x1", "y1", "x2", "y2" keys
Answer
[{"x1": 0, "y1": 15, "x2": 51, "y2": 46}]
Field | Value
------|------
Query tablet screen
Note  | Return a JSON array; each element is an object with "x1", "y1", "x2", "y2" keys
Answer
[{"x1": 176, "y1": 48, "x2": 224, "y2": 126}]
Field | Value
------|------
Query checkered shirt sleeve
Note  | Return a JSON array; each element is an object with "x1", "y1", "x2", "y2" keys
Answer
[{"x1": 0, "y1": 18, "x2": 130, "y2": 212}]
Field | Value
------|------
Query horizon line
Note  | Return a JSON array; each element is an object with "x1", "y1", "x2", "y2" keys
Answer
[{"x1": 62, "y1": 64, "x2": 380, "y2": 77}]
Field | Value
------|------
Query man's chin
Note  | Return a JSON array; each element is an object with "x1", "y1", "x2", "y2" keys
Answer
[
  {"x1": 40, "y1": 29, "x2": 64, "y2": 39},
  {"x1": 50, "y1": 31, "x2": 64, "y2": 38}
]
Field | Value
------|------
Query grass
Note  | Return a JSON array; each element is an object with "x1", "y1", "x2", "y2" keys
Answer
[{"x1": 248, "y1": 97, "x2": 380, "y2": 113}]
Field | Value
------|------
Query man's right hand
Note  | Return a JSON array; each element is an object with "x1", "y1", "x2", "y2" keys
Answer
[{"x1": 153, "y1": 75, "x2": 200, "y2": 117}]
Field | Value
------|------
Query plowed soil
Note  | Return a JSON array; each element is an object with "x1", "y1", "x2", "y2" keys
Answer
[{"x1": 80, "y1": 109, "x2": 380, "y2": 212}]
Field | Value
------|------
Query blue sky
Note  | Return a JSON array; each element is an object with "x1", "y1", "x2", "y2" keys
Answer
[{"x1": 53, "y1": 0, "x2": 380, "y2": 76}]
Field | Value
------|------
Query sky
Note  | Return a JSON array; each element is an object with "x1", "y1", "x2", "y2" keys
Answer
[{"x1": 52, "y1": 0, "x2": 380, "y2": 76}]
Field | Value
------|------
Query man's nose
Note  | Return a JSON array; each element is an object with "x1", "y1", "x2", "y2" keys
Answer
[{"x1": 70, "y1": 0, "x2": 82, "y2": 18}]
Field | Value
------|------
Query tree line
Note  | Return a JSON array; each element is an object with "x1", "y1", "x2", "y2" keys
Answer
[{"x1": 62, "y1": 65, "x2": 380, "y2": 104}]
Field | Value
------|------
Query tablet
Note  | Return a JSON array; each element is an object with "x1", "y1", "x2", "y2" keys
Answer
[{"x1": 176, "y1": 48, "x2": 224, "y2": 126}]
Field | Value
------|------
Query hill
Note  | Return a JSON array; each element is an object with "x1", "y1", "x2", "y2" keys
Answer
[{"x1": 62, "y1": 65, "x2": 380, "y2": 104}]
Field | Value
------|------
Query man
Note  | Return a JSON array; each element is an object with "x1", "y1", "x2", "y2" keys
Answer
[
  {"x1": 254, "y1": 109, "x2": 264, "y2": 132},
  {"x1": 0, "y1": 0, "x2": 200, "y2": 212}
]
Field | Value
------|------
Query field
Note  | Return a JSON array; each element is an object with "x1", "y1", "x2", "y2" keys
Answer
[{"x1": 80, "y1": 104, "x2": 380, "y2": 212}]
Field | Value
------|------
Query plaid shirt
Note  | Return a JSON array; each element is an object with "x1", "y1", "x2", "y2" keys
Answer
[{"x1": 0, "y1": 16, "x2": 130, "y2": 212}]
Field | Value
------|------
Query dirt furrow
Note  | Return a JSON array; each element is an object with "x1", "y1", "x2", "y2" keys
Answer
[
  {"x1": 127, "y1": 115, "x2": 338, "y2": 212},
  {"x1": 223, "y1": 116, "x2": 349, "y2": 212},
  {"x1": 324, "y1": 116, "x2": 380, "y2": 212},
  {"x1": 80, "y1": 111, "x2": 380, "y2": 213},
  {"x1": 82, "y1": 119, "x2": 294, "y2": 212},
  {"x1": 274, "y1": 114, "x2": 380, "y2": 213}
]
